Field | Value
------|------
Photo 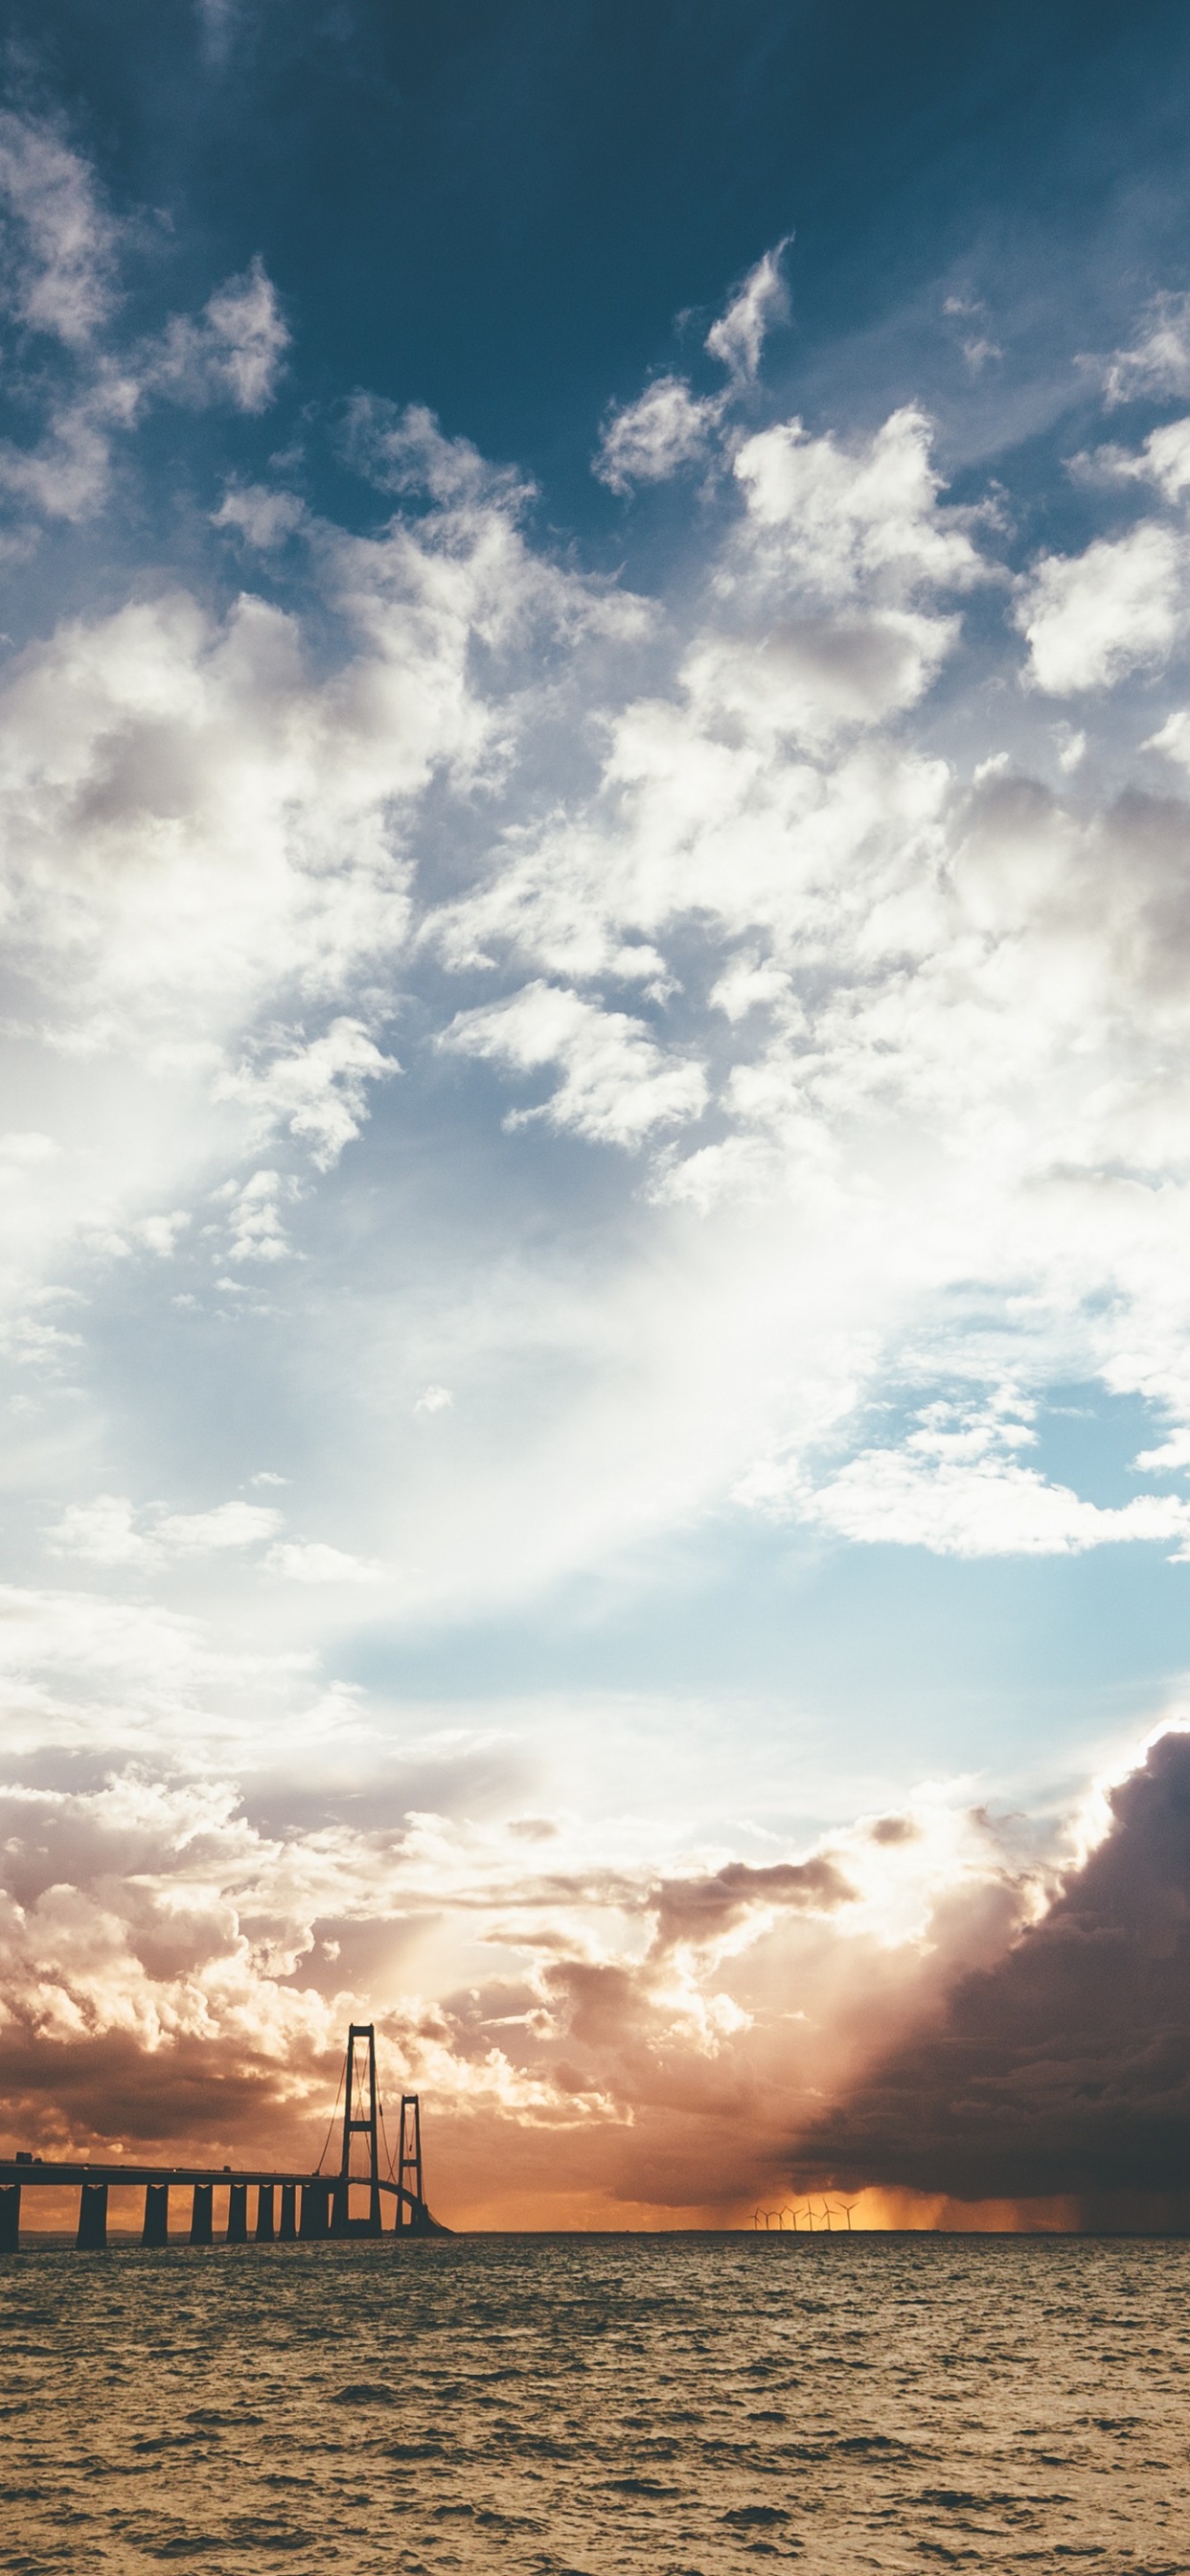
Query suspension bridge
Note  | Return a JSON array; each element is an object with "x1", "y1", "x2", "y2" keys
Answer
[{"x1": 0, "y1": 2023, "x2": 449, "y2": 2250}]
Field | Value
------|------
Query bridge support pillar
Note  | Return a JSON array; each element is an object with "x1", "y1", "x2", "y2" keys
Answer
[
  {"x1": 77, "y1": 2183, "x2": 107, "y2": 2250},
  {"x1": 396, "y1": 2096, "x2": 424, "y2": 2227},
  {"x1": 299, "y1": 2179, "x2": 330, "y2": 2239},
  {"x1": 330, "y1": 2178, "x2": 349, "y2": 2237},
  {"x1": 279, "y1": 2182, "x2": 296, "y2": 2241},
  {"x1": 226, "y1": 2182, "x2": 247, "y2": 2242},
  {"x1": 256, "y1": 2183, "x2": 274, "y2": 2242},
  {"x1": 0, "y1": 2184, "x2": 18, "y2": 2250},
  {"x1": 190, "y1": 2182, "x2": 213, "y2": 2246},
  {"x1": 142, "y1": 2182, "x2": 169, "y2": 2246}
]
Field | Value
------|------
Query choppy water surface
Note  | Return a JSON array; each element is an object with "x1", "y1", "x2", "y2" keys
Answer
[{"x1": 2, "y1": 2234, "x2": 1189, "y2": 2572}]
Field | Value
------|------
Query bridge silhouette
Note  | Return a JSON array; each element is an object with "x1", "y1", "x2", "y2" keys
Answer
[{"x1": 0, "y1": 2023, "x2": 448, "y2": 2249}]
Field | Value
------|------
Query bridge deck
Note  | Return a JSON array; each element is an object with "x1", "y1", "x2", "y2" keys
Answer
[{"x1": 0, "y1": 2162, "x2": 407, "y2": 2192}]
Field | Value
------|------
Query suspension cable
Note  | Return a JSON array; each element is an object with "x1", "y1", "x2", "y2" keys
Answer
[
  {"x1": 312, "y1": 2043, "x2": 347, "y2": 2175},
  {"x1": 378, "y1": 2087, "x2": 400, "y2": 2183}
]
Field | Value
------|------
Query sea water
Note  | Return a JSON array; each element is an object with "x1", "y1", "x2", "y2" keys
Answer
[{"x1": 2, "y1": 2233, "x2": 1188, "y2": 2572}]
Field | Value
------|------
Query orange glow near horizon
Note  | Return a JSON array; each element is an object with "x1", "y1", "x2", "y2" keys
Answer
[{"x1": 435, "y1": 2181, "x2": 1087, "y2": 2233}]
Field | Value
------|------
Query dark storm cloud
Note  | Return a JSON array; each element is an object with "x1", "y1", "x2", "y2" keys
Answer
[
  {"x1": 0, "y1": 2026, "x2": 329, "y2": 2161},
  {"x1": 801, "y1": 1730, "x2": 1190, "y2": 2201},
  {"x1": 650, "y1": 1855, "x2": 857, "y2": 1951}
]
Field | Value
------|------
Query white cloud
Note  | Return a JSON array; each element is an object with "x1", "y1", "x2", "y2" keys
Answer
[
  {"x1": 1103, "y1": 291, "x2": 1190, "y2": 406},
  {"x1": 590, "y1": 237, "x2": 794, "y2": 494},
  {"x1": 213, "y1": 483, "x2": 306, "y2": 547},
  {"x1": 216, "y1": 1021, "x2": 400, "y2": 1169},
  {"x1": 442, "y1": 983, "x2": 708, "y2": 1146},
  {"x1": 763, "y1": 1394, "x2": 1190, "y2": 1558},
  {"x1": 415, "y1": 1385, "x2": 453, "y2": 1414},
  {"x1": 729, "y1": 405, "x2": 986, "y2": 606},
  {"x1": 44, "y1": 1494, "x2": 150, "y2": 1569},
  {"x1": 0, "y1": 387, "x2": 127, "y2": 522},
  {"x1": 145, "y1": 257, "x2": 289, "y2": 414},
  {"x1": 0, "y1": 195, "x2": 287, "y2": 531},
  {"x1": 961, "y1": 334, "x2": 1002, "y2": 373},
  {"x1": 1133, "y1": 416, "x2": 1190, "y2": 503},
  {"x1": 593, "y1": 377, "x2": 724, "y2": 493},
  {"x1": 343, "y1": 396, "x2": 528, "y2": 509},
  {"x1": 45, "y1": 1494, "x2": 283, "y2": 1569},
  {"x1": 424, "y1": 404, "x2": 978, "y2": 1032},
  {"x1": 0, "y1": 110, "x2": 117, "y2": 347},
  {"x1": 1016, "y1": 522, "x2": 1185, "y2": 692},
  {"x1": 0, "y1": 370, "x2": 665, "y2": 1395},
  {"x1": 1052, "y1": 724, "x2": 1087, "y2": 773},
  {"x1": 135, "y1": 1209, "x2": 191, "y2": 1257},
  {"x1": 218, "y1": 1170, "x2": 293, "y2": 1265},
  {"x1": 262, "y1": 1540, "x2": 382, "y2": 1584},
  {"x1": 0, "y1": 564, "x2": 426, "y2": 1050},
  {"x1": 156, "y1": 1500, "x2": 285, "y2": 1555},
  {"x1": 704, "y1": 239, "x2": 791, "y2": 384},
  {"x1": 1133, "y1": 1428, "x2": 1190, "y2": 1473},
  {"x1": 1144, "y1": 706, "x2": 1190, "y2": 766}
]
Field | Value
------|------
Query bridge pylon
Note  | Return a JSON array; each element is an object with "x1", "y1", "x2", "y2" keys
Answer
[
  {"x1": 331, "y1": 2022, "x2": 383, "y2": 2236},
  {"x1": 395, "y1": 2093, "x2": 424, "y2": 2229}
]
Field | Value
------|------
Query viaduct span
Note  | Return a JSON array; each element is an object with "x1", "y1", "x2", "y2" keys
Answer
[{"x1": 0, "y1": 2023, "x2": 449, "y2": 2249}]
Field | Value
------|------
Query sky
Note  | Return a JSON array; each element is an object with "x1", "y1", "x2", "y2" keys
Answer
[{"x1": 4, "y1": 0, "x2": 1190, "y2": 2228}]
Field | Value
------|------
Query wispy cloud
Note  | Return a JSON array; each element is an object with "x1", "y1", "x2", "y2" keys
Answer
[
  {"x1": 442, "y1": 983, "x2": 707, "y2": 1146},
  {"x1": 1102, "y1": 289, "x2": 1190, "y2": 406},
  {"x1": 704, "y1": 238, "x2": 792, "y2": 385},
  {"x1": 594, "y1": 374, "x2": 725, "y2": 494}
]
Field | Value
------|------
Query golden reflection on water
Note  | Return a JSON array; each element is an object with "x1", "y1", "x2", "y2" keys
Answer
[{"x1": 3, "y1": 2233, "x2": 1188, "y2": 2570}]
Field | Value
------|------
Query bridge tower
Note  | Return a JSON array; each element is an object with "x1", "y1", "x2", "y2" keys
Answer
[
  {"x1": 332, "y1": 2022, "x2": 382, "y2": 2236},
  {"x1": 396, "y1": 2092, "x2": 423, "y2": 2229}
]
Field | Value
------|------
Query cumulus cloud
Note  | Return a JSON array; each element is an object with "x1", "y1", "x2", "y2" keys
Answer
[
  {"x1": 41, "y1": 1501, "x2": 379, "y2": 1594},
  {"x1": 1017, "y1": 522, "x2": 1185, "y2": 692},
  {"x1": 800, "y1": 1730, "x2": 1190, "y2": 2214},
  {"x1": 0, "y1": 109, "x2": 117, "y2": 347},
  {"x1": 0, "y1": 587, "x2": 407, "y2": 1039},
  {"x1": 442, "y1": 983, "x2": 708, "y2": 1146},
  {"x1": 212, "y1": 482, "x2": 307, "y2": 547},
  {"x1": 728, "y1": 404, "x2": 985, "y2": 604},
  {"x1": 593, "y1": 376, "x2": 724, "y2": 493},
  {"x1": 216, "y1": 1022, "x2": 400, "y2": 1168},
  {"x1": 424, "y1": 404, "x2": 980, "y2": 1031},
  {"x1": 45, "y1": 1494, "x2": 283, "y2": 1569},
  {"x1": 0, "y1": 114, "x2": 287, "y2": 529},
  {"x1": 144, "y1": 256, "x2": 288, "y2": 413},
  {"x1": 0, "y1": 387, "x2": 129, "y2": 522},
  {"x1": 218, "y1": 1169, "x2": 294, "y2": 1265},
  {"x1": 1103, "y1": 290, "x2": 1190, "y2": 406},
  {"x1": 756, "y1": 1392, "x2": 1190, "y2": 1559},
  {"x1": 262, "y1": 1541, "x2": 382, "y2": 1584}
]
